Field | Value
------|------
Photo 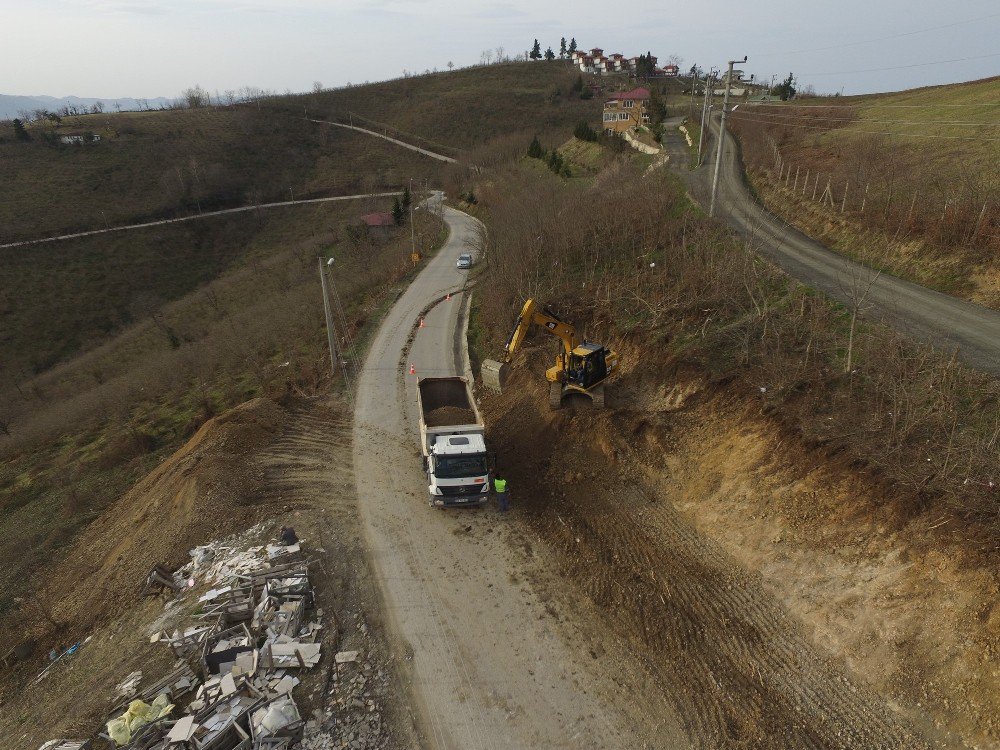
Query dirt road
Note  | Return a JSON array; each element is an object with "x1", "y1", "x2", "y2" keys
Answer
[
  {"x1": 665, "y1": 116, "x2": 1000, "y2": 376},
  {"x1": 350, "y1": 201, "x2": 678, "y2": 748}
]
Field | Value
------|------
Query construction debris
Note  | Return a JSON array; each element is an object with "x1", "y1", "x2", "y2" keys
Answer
[{"x1": 39, "y1": 524, "x2": 333, "y2": 750}]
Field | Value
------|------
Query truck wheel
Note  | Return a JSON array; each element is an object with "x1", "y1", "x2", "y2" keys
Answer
[{"x1": 548, "y1": 382, "x2": 563, "y2": 410}]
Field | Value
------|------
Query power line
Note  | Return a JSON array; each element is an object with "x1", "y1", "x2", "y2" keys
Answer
[
  {"x1": 729, "y1": 111, "x2": 1000, "y2": 141},
  {"x1": 798, "y1": 51, "x2": 1000, "y2": 77},
  {"x1": 755, "y1": 11, "x2": 1000, "y2": 57}
]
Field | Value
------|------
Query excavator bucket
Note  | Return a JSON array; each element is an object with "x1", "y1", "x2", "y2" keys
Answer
[{"x1": 481, "y1": 359, "x2": 508, "y2": 392}]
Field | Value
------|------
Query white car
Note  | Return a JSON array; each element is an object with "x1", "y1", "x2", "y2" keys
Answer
[{"x1": 456, "y1": 253, "x2": 473, "y2": 269}]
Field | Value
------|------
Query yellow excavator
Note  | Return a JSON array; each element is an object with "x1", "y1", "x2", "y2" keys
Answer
[{"x1": 481, "y1": 298, "x2": 618, "y2": 408}]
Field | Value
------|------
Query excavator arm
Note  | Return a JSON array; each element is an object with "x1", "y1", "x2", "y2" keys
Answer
[{"x1": 502, "y1": 299, "x2": 577, "y2": 363}]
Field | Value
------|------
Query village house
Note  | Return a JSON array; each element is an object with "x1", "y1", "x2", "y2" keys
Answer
[
  {"x1": 601, "y1": 87, "x2": 651, "y2": 134},
  {"x1": 361, "y1": 212, "x2": 395, "y2": 235}
]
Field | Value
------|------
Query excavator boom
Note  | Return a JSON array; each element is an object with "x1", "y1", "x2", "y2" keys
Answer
[{"x1": 502, "y1": 299, "x2": 577, "y2": 363}]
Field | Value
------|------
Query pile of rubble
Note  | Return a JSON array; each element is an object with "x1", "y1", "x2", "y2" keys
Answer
[{"x1": 38, "y1": 528, "x2": 334, "y2": 750}]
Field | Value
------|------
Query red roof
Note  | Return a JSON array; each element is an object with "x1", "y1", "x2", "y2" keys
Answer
[
  {"x1": 362, "y1": 212, "x2": 394, "y2": 227},
  {"x1": 607, "y1": 87, "x2": 651, "y2": 101}
]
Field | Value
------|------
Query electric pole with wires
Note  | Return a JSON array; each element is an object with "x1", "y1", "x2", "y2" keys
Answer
[{"x1": 710, "y1": 56, "x2": 747, "y2": 217}]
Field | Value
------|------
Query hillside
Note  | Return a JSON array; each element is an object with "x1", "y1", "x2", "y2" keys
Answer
[
  {"x1": 296, "y1": 61, "x2": 598, "y2": 150},
  {"x1": 0, "y1": 59, "x2": 603, "y2": 639},
  {"x1": 728, "y1": 76, "x2": 1000, "y2": 305}
]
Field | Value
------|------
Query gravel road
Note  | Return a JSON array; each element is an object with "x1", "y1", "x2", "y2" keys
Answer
[
  {"x1": 350, "y1": 198, "x2": 666, "y2": 749},
  {"x1": 665, "y1": 116, "x2": 1000, "y2": 376}
]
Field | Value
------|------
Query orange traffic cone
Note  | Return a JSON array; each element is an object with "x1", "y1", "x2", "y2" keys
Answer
[
  {"x1": 409, "y1": 364, "x2": 416, "y2": 375},
  {"x1": 419, "y1": 317, "x2": 425, "y2": 328}
]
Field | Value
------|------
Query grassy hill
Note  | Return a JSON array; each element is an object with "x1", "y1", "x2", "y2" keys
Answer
[
  {"x1": 0, "y1": 59, "x2": 610, "y2": 628},
  {"x1": 0, "y1": 109, "x2": 439, "y2": 243},
  {"x1": 728, "y1": 76, "x2": 1000, "y2": 305}
]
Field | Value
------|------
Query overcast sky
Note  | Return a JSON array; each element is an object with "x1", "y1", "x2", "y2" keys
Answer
[{"x1": 3, "y1": 0, "x2": 998, "y2": 99}]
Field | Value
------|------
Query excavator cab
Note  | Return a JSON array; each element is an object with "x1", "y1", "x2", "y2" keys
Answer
[{"x1": 566, "y1": 344, "x2": 608, "y2": 389}]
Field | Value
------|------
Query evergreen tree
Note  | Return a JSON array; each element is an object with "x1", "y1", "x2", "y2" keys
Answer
[
  {"x1": 559, "y1": 37, "x2": 567, "y2": 58},
  {"x1": 647, "y1": 88, "x2": 668, "y2": 125},
  {"x1": 527, "y1": 135, "x2": 543, "y2": 159},
  {"x1": 774, "y1": 72, "x2": 796, "y2": 101},
  {"x1": 568, "y1": 38, "x2": 577, "y2": 55},
  {"x1": 12, "y1": 118, "x2": 30, "y2": 142},
  {"x1": 545, "y1": 47, "x2": 555, "y2": 61},
  {"x1": 571, "y1": 74, "x2": 584, "y2": 94},
  {"x1": 401, "y1": 184, "x2": 412, "y2": 210},
  {"x1": 573, "y1": 121, "x2": 598, "y2": 142},
  {"x1": 530, "y1": 39, "x2": 542, "y2": 60},
  {"x1": 392, "y1": 197, "x2": 404, "y2": 225}
]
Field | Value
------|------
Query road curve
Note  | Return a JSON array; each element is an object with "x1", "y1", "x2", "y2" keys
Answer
[
  {"x1": 350, "y1": 198, "x2": 651, "y2": 749},
  {"x1": 0, "y1": 192, "x2": 402, "y2": 250},
  {"x1": 308, "y1": 119, "x2": 458, "y2": 163},
  {"x1": 666, "y1": 117, "x2": 1000, "y2": 377}
]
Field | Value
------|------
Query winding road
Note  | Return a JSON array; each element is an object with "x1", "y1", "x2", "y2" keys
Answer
[
  {"x1": 664, "y1": 116, "x2": 1000, "y2": 376},
  {"x1": 0, "y1": 191, "x2": 403, "y2": 249},
  {"x1": 350, "y1": 198, "x2": 665, "y2": 749}
]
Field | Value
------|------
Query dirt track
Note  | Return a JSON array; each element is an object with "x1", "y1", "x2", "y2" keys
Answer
[{"x1": 482, "y1": 365, "x2": 950, "y2": 750}]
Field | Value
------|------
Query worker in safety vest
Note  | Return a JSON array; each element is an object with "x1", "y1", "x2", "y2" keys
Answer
[{"x1": 494, "y1": 473, "x2": 509, "y2": 513}]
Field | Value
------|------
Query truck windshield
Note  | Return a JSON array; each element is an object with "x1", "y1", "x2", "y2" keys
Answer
[{"x1": 434, "y1": 454, "x2": 488, "y2": 479}]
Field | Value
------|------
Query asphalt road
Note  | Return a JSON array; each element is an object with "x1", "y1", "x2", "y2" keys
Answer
[
  {"x1": 665, "y1": 116, "x2": 1000, "y2": 377},
  {"x1": 0, "y1": 191, "x2": 403, "y2": 249},
  {"x1": 350, "y1": 198, "x2": 652, "y2": 749}
]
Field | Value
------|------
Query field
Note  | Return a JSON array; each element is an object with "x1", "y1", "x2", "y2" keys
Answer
[{"x1": 728, "y1": 76, "x2": 1000, "y2": 305}]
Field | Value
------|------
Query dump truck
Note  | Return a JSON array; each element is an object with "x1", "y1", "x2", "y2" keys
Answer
[{"x1": 417, "y1": 376, "x2": 491, "y2": 507}]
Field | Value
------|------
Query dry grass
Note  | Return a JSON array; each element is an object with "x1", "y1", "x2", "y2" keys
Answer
[
  {"x1": 727, "y1": 77, "x2": 1000, "y2": 304},
  {"x1": 472, "y1": 154, "x2": 1000, "y2": 547},
  {"x1": 0, "y1": 205, "x2": 446, "y2": 615}
]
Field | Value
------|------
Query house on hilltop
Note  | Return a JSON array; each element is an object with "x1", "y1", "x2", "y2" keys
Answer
[
  {"x1": 361, "y1": 212, "x2": 395, "y2": 235},
  {"x1": 601, "y1": 87, "x2": 651, "y2": 134}
]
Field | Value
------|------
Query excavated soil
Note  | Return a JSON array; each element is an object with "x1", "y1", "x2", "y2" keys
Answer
[
  {"x1": 0, "y1": 396, "x2": 417, "y2": 750},
  {"x1": 422, "y1": 405, "x2": 476, "y2": 428},
  {"x1": 481, "y1": 355, "x2": 997, "y2": 749}
]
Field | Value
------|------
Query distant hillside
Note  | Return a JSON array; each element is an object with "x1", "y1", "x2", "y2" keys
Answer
[
  {"x1": 298, "y1": 61, "x2": 599, "y2": 149},
  {"x1": 0, "y1": 94, "x2": 171, "y2": 119}
]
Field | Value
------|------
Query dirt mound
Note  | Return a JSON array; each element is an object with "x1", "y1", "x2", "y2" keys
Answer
[
  {"x1": 480, "y1": 365, "x2": 933, "y2": 749},
  {"x1": 26, "y1": 397, "x2": 290, "y2": 641},
  {"x1": 423, "y1": 405, "x2": 476, "y2": 427}
]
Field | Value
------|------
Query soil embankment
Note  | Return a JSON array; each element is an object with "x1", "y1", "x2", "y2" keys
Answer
[
  {"x1": 0, "y1": 396, "x2": 416, "y2": 750},
  {"x1": 481, "y1": 353, "x2": 999, "y2": 749}
]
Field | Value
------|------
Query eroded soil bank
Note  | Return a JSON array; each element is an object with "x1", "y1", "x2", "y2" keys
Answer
[
  {"x1": 481, "y1": 354, "x2": 999, "y2": 750},
  {"x1": 0, "y1": 397, "x2": 417, "y2": 750}
]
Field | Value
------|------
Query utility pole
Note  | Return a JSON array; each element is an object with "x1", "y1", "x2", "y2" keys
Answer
[
  {"x1": 709, "y1": 56, "x2": 747, "y2": 218},
  {"x1": 318, "y1": 257, "x2": 341, "y2": 380},
  {"x1": 409, "y1": 178, "x2": 416, "y2": 258},
  {"x1": 698, "y1": 68, "x2": 715, "y2": 167}
]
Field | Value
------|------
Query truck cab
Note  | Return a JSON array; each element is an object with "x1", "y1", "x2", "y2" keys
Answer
[{"x1": 427, "y1": 433, "x2": 490, "y2": 506}]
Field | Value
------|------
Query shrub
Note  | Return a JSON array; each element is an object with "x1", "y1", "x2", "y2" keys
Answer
[{"x1": 573, "y1": 122, "x2": 598, "y2": 142}]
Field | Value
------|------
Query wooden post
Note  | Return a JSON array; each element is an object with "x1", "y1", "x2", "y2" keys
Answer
[
  {"x1": 793, "y1": 166, "x2": 799, "y2": 193},
  {"x1": 941, "y1": 197, "x2": 950, "y2": 223},
  {"x1": 861, "y1": 183, "x2": 869, "y2": 213},
  {"x1": 974, "y1": 201, "x2": 988, "y2": 237},
  {"x1": 785, "y1": 164, "x2": 792, "y2": 188},
  {"x1": 841, "y1": 181, "x2": 848, "y2": 213},
  {"x1": 802, "y1": 169, "x2": 809, "y2": 196},
  {"x1": 812, "y1": 172, "x2": 820, "y2": 201},
  {"x1": 906, "y1": 191, "x2": 918, "y2": 228}
]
